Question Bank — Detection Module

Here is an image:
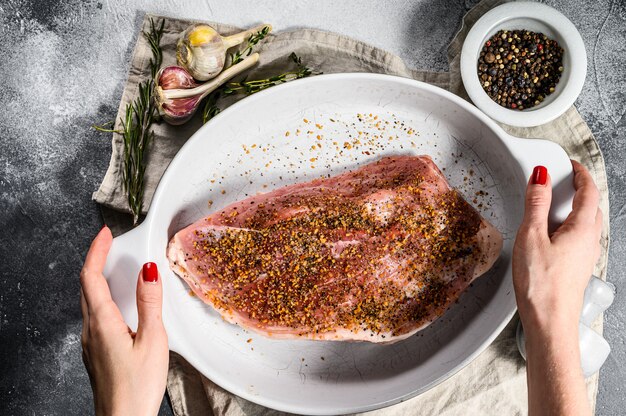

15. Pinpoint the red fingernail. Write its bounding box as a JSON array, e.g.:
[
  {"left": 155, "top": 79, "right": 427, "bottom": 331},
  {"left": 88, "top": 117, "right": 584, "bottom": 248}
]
[
  {"left": 532, "top": 166, "right": 548, "bottom": 185},
  {"left": 143, "top": 262, "right": 158, "bottom": 282},
  {"left": 101, "top": 224, "right": 107, "bottom": 230}
]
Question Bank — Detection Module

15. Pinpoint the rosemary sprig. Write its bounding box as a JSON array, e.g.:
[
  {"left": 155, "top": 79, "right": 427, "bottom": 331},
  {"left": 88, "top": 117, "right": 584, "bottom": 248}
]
[
  {"left": 229, "top": 25, "right": 271, "bottom": 66},
  {"left": 202, "top": 52, "right": 315, "bottom": 123},
  {"left": 119, "top": 18, "right": 164, "bottom": 225},
  {"left": 94, "top": 18, "right": 164, "bottom": 224},
  {"left": 119, "top": 18, "right": 163, "bottom": 225},
  {"left": 120, "top": 82, "right": 151, "bottom": 225}
]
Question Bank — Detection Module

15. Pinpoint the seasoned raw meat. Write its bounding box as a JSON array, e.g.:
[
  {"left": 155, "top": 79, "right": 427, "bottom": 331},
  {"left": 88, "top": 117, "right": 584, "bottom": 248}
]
[{"left": 167, "top": 156, "right": 502, "bottom": 343}]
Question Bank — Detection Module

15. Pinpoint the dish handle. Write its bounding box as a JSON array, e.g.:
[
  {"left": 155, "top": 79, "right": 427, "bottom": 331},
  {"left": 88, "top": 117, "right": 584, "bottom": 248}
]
[
  {"left": 504, "top": 135, "right": 614, "bottom": 375},
  {"left": 103, "top": 225, "right": 184, "bottom": 353},
  {"left": 503, "top": 134, "right": 575, "bottom": 232},
  {"left": 103, "top": 224, "right": 149, "bottom": 332}
]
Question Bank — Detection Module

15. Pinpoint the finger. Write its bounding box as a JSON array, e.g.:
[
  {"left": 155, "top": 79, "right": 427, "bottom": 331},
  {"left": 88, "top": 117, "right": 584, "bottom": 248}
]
[
  {"left": 135, "top": 262, "right": 165, "bottom": 344},
  {"left": 569, "top": 160, "right": 600, "bottom": 224},
  {"left": 520, "top": 165, "right": 552, "bottom": 235},
  {"left": 80, "top": 226, "right": 114, "bottom": 312},
  {"left": 83, "top": 225, "right": 113, "bottom": 275}
]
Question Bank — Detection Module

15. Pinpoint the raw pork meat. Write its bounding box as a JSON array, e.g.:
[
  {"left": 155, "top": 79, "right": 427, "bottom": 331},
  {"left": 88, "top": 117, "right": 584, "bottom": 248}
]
[{"left": 167, "top": 156, "right": 502, "bottom": 343}]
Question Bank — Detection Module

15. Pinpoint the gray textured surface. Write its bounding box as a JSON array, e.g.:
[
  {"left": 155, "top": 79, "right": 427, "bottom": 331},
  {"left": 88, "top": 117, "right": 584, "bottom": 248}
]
[{"left": 0, "top": 0, "right": 623, "bottom": 415}]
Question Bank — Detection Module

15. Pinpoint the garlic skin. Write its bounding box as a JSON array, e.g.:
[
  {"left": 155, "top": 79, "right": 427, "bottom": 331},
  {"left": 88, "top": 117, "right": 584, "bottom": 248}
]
[
  {"left": 177, "top": 24, "right": 226, "bottom": 82},
  {"left": 158, "top": 65, "right": 200, "bottom": 90},
  {"left": 155, "top": 53, "right": 260, "bottom": 125}
]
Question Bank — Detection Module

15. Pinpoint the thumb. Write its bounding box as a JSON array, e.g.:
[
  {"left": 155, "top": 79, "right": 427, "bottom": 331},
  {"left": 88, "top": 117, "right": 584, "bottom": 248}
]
[
  {"left": 136, "top": 262, "right": 165, "bottom": 342},
  {"left": 521, "top": 165, "right": 552, "bottom": 233}
]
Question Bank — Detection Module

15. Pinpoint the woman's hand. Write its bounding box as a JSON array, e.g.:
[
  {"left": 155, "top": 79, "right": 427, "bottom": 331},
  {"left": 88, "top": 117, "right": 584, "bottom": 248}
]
[
  {"left": 513, "top": 161, "right": 601, "bottom": 416},
  {"left": 80, "top": 226, "right": 169, "bottom": 416},
  {"left": 513, "top": 161, "right": 602, "bottom": 330}
]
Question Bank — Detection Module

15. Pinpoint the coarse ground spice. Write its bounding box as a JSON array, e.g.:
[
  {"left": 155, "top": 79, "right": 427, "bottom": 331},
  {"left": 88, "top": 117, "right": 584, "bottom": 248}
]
[
  {"left": 477, "top": 29, "right": 564, "bottom": 110},
  {"left": 181, "top": 158, "right": 488, "bottom": 337}
]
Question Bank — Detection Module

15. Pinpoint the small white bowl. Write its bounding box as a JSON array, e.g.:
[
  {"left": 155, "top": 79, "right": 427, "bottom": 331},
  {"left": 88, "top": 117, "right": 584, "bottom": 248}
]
[{"left": 460, "top": 2, "right": 587, "bottom": 127}]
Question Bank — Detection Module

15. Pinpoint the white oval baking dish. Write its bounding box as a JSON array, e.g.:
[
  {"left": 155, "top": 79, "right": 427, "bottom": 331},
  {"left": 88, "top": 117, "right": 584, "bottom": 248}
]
[{"left": 103, "top": 73, "right": 574, "bottom": 415}]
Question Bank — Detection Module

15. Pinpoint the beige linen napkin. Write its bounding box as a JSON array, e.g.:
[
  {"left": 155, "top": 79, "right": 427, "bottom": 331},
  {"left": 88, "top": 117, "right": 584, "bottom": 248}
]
[{"left": 94, "top": 0, "right": 610, "bottom": 414}]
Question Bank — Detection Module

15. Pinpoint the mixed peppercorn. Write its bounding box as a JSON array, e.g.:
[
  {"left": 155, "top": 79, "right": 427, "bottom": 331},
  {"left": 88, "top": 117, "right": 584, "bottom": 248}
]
[{"left": 477, "top": 30, "right": 564, "bottom": 110}]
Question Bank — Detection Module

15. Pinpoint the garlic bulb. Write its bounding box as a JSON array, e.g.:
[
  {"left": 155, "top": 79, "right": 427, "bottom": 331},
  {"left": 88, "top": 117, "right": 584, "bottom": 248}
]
[
  {"left": 177, "top": 23, "right": 271, "bottom": 81},
  {"left": 155, "top": 53, "right": 260, "bottom": 125},
  {"left": 154, "top": 66, "right": 202, "bottom": 125}
]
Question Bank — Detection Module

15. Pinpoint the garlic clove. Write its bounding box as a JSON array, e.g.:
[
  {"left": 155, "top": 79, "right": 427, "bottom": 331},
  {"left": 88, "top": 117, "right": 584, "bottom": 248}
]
[{"left": 177, "top": 24, "right": 226, "bottom": 82}]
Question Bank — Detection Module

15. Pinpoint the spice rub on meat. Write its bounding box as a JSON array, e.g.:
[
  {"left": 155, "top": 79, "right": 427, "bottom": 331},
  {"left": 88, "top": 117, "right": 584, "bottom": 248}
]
[{"left": 167, "top": 156, "right": 503, "bottom": 343}]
